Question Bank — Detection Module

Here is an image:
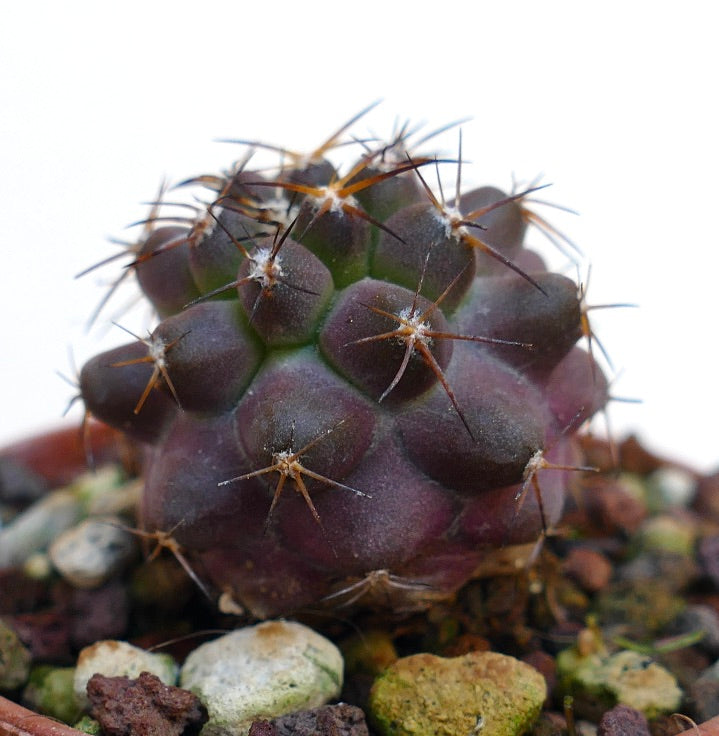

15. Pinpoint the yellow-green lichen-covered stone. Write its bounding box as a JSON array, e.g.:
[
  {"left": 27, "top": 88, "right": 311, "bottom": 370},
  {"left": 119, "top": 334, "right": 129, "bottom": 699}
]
[
  {"left": 368, "top": 651, "right": 546, "bottom": 736},
  {"left": 0, "top": 619, "right": 32, "bottom": 690}
]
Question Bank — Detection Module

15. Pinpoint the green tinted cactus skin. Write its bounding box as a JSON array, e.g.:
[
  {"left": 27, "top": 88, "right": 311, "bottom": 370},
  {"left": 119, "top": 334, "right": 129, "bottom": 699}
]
[{"left": 79, "top": 114, "right": 609, "bottom": 618}]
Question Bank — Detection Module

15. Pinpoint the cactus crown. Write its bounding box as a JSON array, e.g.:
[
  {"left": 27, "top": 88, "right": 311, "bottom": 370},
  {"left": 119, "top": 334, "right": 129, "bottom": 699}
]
[{"left": 79, "top": 107, "right": 609, "bottom": 618}]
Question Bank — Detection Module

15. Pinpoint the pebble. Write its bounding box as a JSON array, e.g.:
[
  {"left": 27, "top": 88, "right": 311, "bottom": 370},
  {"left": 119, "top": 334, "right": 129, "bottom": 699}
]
[
  {"left": 0, "top": 456, "right": 47, "bottom": 504},
  {"left": 557, "top": 647, "right": 682, "bottom": 720},
  {"left": 667, "top": 604, "right": 719, "bottom": 657},
  {"left": 646, "top": 467, "right": 696, "bottom": 509},
  {"left": 7, "top": 608, "right": 73, "bottom": 662},
  {"left": 73, "top": 639, "right": 178, "bottom": 709},
  {"left": 70, "top": 581, "right": 130, "bottom": 649},
  {"left": 693, "top": 470, "right": 719, "bottom": 520},
  {"left": 368, "top": 650, "right": 546, "bottom": 736},
  {"left": 86, "top": 671, "right": 207, "bottom": 736},
  {"left": 0, "top": 489, "right": 83, "bottom": 567},
  {"left": 248, "top": 703, "right": 369, "bottom": 736},
  {"left": 583, "top": 478, "right": 647, "bottom": 537},
  {"left": 341, "top": 629, "right": 398, "bottom": 676},
  {"left": 0, "top": 567, "right": 48, "bottom": 613},
  {"left": 0, "top": 618, "right": 32, "bottom": 689},
  {"left": 689, "top": 659, "right": 719, "bottom": 723},
  {"left": 73, "top": 715, "right": 102, "bottom": 734},
  {"left": 635, "top": 514, "right": 696, "bottom": 557},
  {"left": 562, "top": 547, "right": 613, "bottom": 592},
  {"left": 180, "top": 621, "right": 343, "bottom": 736},
  {"left": 22, "top": 665, "right": 82, "bottom": 724},
  {"left": 49, "top": 515, "right": 137, "bottom": 588},
  {"left": 698, "top": 535, "right": 719, "bottom": 587},
  {"left": 597, "top": 704, "right": 651, "bottom": 736},
  {"left": 23, "top": 552, "right": 53, "bottom": 580},
  {"left": 0, "top": 467, "right": 129, "bottom": 568},
  {"left": 596, "top": 580, "right": 687, "bottom": 637}
]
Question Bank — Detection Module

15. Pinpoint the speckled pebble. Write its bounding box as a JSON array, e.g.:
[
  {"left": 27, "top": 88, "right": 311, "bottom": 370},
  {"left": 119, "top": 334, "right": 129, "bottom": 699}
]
[
  {"left": 70, "top": 581, "right": 130, "bottom": 649},
  {"left": 49, "top": 515, "right": 137, "bottom": 588},
  {"left": 180, "top": 621, "right": 343, "bottom": 736},
  {"left": 368, "top": 650, "right": 546, "bottom": 736},
  {"left": 248, "top": 703, "right": 369, "bottom": 736},
  {"left": 74, "top": 639, "right": 178, "bottom": 709},
  {"left": 22, "top": 665, "right": 82, "bottom": 724},
  {"left": 689, "top": 659, "right": 719, "bottom": 723},
  {"left": 635, "top": 514, "right": 696, "bottom": 556},
  {"left": 597, "top": 704, "right": 650, "bottom": 736},
  {"left": 557, "top": 648, "right": 682, "bottom": 720}
]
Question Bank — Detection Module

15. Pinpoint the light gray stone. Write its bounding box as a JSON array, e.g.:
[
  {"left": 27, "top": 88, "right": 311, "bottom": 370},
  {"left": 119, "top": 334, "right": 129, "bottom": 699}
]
[
  {"left": 0, "top": 466, "right": 130, "bottom": 568},
  {"left": 0, "top": 489, "right": 83, "bottom": 567},
  {"left": 49, "top": 515, "right": 137, "bottom": 588},
  {"left": 180, "top": 620, "right": 343, "bottom": 736}
]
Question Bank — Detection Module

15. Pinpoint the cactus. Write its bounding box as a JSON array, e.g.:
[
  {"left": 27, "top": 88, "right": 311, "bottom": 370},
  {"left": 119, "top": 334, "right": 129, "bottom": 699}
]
[{"left": 79, "top": 108, "right": 608, "bottom": 618}]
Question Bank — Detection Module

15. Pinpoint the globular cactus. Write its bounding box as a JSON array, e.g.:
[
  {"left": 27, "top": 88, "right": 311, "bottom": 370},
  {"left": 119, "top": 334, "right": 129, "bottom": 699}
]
[{"left": 79, "top": 108, "right": 608, "bottom": 618}]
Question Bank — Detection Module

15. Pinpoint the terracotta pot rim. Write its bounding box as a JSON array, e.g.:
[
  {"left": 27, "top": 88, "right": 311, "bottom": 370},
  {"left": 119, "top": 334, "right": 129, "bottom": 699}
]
[{"left": 0, "top": 695, "right": 87, "bottom": 736}]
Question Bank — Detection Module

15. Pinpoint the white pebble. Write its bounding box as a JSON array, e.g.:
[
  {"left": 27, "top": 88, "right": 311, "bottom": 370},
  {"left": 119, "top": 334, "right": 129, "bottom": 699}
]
[
  {"left": 649, "top": 466, "right": 697, "bottom": 507},
  {"left": 180, "top": 620, "right": 343, "bottom": 736},
  {"left": 74, "top": 639, "right": 178, "bottom": 709},
  {"left": 49, "top": 515, "right": 137, "bottom": 588}
]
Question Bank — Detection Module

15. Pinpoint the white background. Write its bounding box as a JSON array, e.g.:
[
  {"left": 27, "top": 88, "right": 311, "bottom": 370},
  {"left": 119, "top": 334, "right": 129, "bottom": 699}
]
[{"left": 1, "top": 3, "right": 717, "bottom": 472}]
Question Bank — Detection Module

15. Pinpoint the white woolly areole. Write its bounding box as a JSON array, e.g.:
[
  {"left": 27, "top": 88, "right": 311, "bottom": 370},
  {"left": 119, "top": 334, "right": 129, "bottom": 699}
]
[
  {"left": 312, "top": 187, "right": 357, "bottom": 213},
  {"left": 147, "top": 337, "right": 168, "bottom": 367},
  {"left": 190, "top": 210, "right": 216, "bottom": 244},
  {"left": 432, "top": 205, "right": 464, "bottom": 240},
  {"left": 397, "top": 307, "right": 433, "bottom": 348},
  {"left": 249, "top": 248, "right": 283, "bottom": 287}
]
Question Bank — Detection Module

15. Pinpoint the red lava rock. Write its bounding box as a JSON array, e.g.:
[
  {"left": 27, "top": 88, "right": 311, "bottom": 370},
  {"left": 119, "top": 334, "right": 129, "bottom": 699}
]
[
  {"left": 248, "top": 723, "right": 277, "bottom": 736},
  {"left": 562, "top": 547, "right": 613, "bottom": 592},
  {"left": 582, "top": 478, "right": 648, "bottom": 537},
  {"left": 86, "top": 671, "right": 207, "bottom": 736},
  {"left": 6, "top": 609, "right": 72, "bottom": 664},
  {"left": 530, "top": 711, "right": 567, "bottom": 736},
  {"left": 70, "top": 580, "right": 130, "bottom": 649},
  {"left": 619, "top": 435, "right": 673, "bottom": 476},
  {"left": 698, "top": 536, "right": 719, "bottom": 588},
  {"left": 440, "top": 633, "right": 491, "bottom": 657},
  {"left": 597, "top": 704, "right": 651, "bottom": 736},
  {"left": 522, "top": 650, "right": 557, "bottom": 703},
  {"left": 695, "top": 472, "right": 719, "bottom": 522},
  {"left": 248, "top": 704, "right": 369, "bottom": 736},
  {"left": 0, "top": 569, "right": 49, "bottom": 614}
]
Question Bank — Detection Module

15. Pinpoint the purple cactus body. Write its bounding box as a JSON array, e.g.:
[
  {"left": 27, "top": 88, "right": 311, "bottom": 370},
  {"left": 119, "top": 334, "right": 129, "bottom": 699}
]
[{"left": 79, "top": 116, "right": 608, "bottom": 618}]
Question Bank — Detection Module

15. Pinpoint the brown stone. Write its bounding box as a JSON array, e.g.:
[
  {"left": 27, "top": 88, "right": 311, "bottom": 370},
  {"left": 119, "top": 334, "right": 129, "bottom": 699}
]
[
  {"left": 249, "top": 704, "right": 369, "bottom": 736},
  {"left": 598, "top": 705, "right": 650, "bottom": 736},
  {"left": 87, "top": 671, "right": 207, "bottom": 736}
]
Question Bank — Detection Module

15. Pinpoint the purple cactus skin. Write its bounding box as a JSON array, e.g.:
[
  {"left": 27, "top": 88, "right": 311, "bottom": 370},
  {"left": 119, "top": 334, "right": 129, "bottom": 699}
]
[{"left": 79, "top": 113, "right": 608, "bottom": 618}]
